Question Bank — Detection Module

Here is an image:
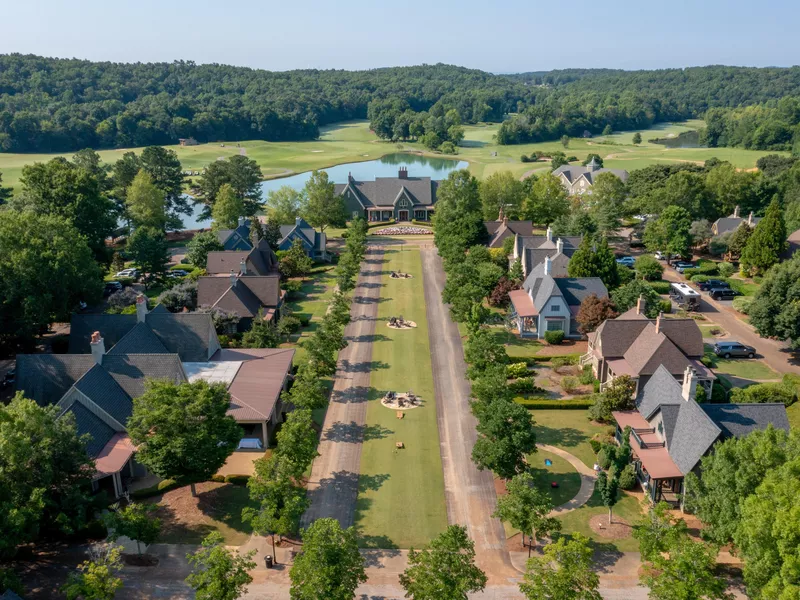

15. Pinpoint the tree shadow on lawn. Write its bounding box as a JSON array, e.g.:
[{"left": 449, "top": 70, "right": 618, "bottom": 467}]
[
  {"left": 353, "top": 295, "right": 390, "bottom": 305},
  {"left": 534, "top": 426, "right": 587, "bottom": 449},
  {"left": 330, "top": 384, "right": 375, "bottom": 405},
  {"left": 359, "top": 282, "right": 386, "bottom": 289},
  {"left": 340, "top": 359, "right": 390, "bottom": 373},
  {"left": 348, "top": 333, "right": 392, "bottom": 343},
  {"left": 323, "top": 421, "right": 394, "bottom": 443}
]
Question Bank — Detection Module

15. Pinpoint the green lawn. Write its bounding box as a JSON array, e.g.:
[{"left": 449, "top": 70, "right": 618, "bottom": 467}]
[
  {"left": 527, "top": 449, "right": 582, "bottom": 507},
  {"left": 556, "top": 489, "right": 644, "bottom": 552},
  {"left": 531, "top": 409, "right": 612, "bottom": 470},
  {"left": 281, "top": 265, "right": 338, "bottom": 366},
  {"left": 487, "top": 327, "right": 544, "bottom": 360},
  {"left": 713, "top": 357, "right": 780, "bottom": 381},
  {"left": 355, "top": 247, "right": 447, "bottom": 548},
  {"left": 698, "top": 324, "right": 726, "bottom": 338}
]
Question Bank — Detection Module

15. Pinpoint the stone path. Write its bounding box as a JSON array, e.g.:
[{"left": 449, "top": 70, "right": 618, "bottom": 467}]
[
  {"left": 537, "top": 443, "right": 597, "bottom": 515},
  {"left": 420, "top": 248, "right": 518, "bottom": 584},
  {"left": 301, "top": 246, "right": 384, "bottom": 528}
]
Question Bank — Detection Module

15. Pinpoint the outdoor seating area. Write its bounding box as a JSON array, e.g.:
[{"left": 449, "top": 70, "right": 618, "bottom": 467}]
[
  {"left": 390, "top": 271, "right": 413, "bottom": 279},
  {"left": 387, "top": 315, "right": 417, "bottom": 329},
  {"left": 381, "top": 390, "right": 422, "bottom": 410}
]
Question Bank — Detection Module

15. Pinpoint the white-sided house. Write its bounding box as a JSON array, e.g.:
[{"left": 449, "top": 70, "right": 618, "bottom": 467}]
[
  {"left": 510, "top": 227, "right": 582, "bottom": 279},
  {"left": 552, "top": 158, "right": 629, "bottom": 195},
  {"left": 508, "top": 255, "right": 608, "bottom": 339}
]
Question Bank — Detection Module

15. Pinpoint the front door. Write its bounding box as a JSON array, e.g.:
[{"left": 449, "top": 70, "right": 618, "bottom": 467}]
[{"left": 398, "top": 210, "right": 409, "bottom": 221}]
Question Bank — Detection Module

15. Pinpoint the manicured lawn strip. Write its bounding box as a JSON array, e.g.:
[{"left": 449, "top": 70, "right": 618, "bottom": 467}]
[
  {"left": 531, "top": 409, "right": 612, "bottom": 470},
  {"left": 487, "top": 327, "right": 544, "bottom": 359},
  {"left": 355, "top": 247, "right": 447, "bottom": 548},
  {"left": 698, "top": 324, "right": 725, "bottom": 338},
  {"left": 713, "top": 358, "right": 780, "bottom": 381},
  {"left": 555, "top": 489, "right": 643, "bottom": 552}
]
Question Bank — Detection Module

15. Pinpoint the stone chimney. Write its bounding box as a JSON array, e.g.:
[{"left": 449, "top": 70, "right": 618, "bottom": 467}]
[
  {"left": 544, "top": 254, "right": 552, "bottom": 276},
  {"left": 295, "top": 216, "right": 302, "bottom": 226},
  {"left": 238, "top": 216, "right": 246, "bottom": 228},
  {"left": 682, "top": 366, "right": 698, "bottom": 402},
  {"left": 556, "top": 238, "right": 564, "bottom": 255},
  {"left": 135, "top": 294, "right": 148, "bottom": 323},
  {"left": 240, "top": 258, "right": 247, "bottom": 276},
  {"left": 733, "top": 205, "right": 740, "bottom": 219},
  {"left": 230, "top": 270, "right": 237, "bottom": 287},
  {"left": 546, "top": 226, "right": 553, "bottom": 243},
  {"left": 398, "top": 167, "right": 408, "bottom": 179},
  {"left": 655, "top": 312, "right": 663, "bottom": 333},
  {"left": 636, "top": 295, "right": 646, "bottom": 315},
  {"left": 90, "top": 331, "right": 105, "bottom": 365},
  {"left": 748, "top": 212, "right": 754, "bottom": 226}
]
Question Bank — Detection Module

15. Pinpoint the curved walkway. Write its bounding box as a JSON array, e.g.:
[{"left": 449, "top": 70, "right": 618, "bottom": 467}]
[{"left": 537, "top": 443, "right": 597, "bottom": 515}]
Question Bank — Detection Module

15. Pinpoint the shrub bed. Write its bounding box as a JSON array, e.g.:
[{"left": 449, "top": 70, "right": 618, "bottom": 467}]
[
  {"left": 544, "top": 329, "right": 565, "bottom": 345},
  {"left": 509, "top": 377, "right": 546, "bottom": 394},
  {"left": 224, "top": 474, "right": 251, "bottom": 485},
  {"left": 513, "top": 397, "right": 595, "bottom": 409},
  {"left": 131, "top": 479, "right": 181, "bottom": 499}
]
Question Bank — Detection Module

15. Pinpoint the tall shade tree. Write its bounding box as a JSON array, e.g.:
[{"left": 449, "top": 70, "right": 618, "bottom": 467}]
[
  {"left": 472, "top": 399, "right": 537, "bottom": 480},
  {"left": 589, "top": 172, "right": 626, "bottom": 235},
  {"left": 126, "top": 170, "right": 166, "bottom": 230},
  {"left": 273, "top": 408, "right": 319, "bottom": 478},
  {"left": 62, "top": 544, "right": 123, "bottom": 600},
  {"left": 17, "top": 157, "right": 116, "bottom": 261},
  {"left": 186, "top": 230, "right": 224, "bottom": 269},
  {"left": 0, "top": 211, "right": 102, "bottom": 349},
  {"left": 289, "top": 518, "right": 367, "bottom": 600},
  {"left": 480, "top": 170, "right": 525, "bottom": 220},
  {"left": 399, "top": 525, "right": 487, "bottom": 600},
  {"left": 433, "top": 169, "right": 487, "bottom": 260},
  {"left": 522, "top": 173, "right": 570, "bottom": 226},
  {"left": 566, "top": 236, "right": 598, "bottom": 278},
  {"left": 127, "top": 380, "right": 242, "bottom": 497},
  {"left": 211, "top": 183, "right": 246, "bottom": 229},
  {"left": 519, "top": 534, "right": 602, "bottom": 600},
  {"left": 0, "top": 171, "right": 12, "bottom": 204},
  {"left": 642, "top": 535, "right": 732, "bottom": 600},
  {"left": 72, "top": 149, "right": 112, "bottom": 192},
  {"left": 198, "top": 155, "right": 263, "bottom": 217},
  {"left": 493, "top": 472, "right": 561, "bottom": 557},
  {"left": 126, "top": 226, "right": 170, "bottom": 289},
  {"left": 103, "top": 503, "right": 161, "bottom": 556},
  {"left": 748, "top": 254, "right": 800, "bottom": 348},
  {"left": 576, "top": 294, "right": 619, "bottom": 333},
  {"left": 633, "top": 501, "right": 690, "bottom": 563},
  {"left": 740, "top": 198, "right": 787, "bottom": 275},
  {"left": 300, "top": 170, "right": 345, "bottom": 234},
  {"left": 610, "top": 280, "right": 662, "bottom": 318},
  {"left": 643, "top": 205, "right": 693, "bottom": 258},
  {"left": 186, "top": 532, "right": 256, "bottom": 600},
  {"left": 267, "top": 186, "right": 303, "bottom": 224},
  {"left": 0, "top": 395, "right": 96, "bottom": 558},
  {"left": 140, "top": 146, "right": 190, "bottom": 219},
  {"left": 705, "top": 162, "right": 759, "bottom": 218}
]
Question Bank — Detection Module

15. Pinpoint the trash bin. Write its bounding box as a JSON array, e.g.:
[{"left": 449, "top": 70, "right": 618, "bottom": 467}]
[{"left": 265, "top": 555, "right": 273, "bottom": 569}]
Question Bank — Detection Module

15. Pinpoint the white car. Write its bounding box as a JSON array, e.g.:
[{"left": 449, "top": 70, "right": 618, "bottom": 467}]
[{"left": 114, "top": 268, "right": 139, "bottom": 278}]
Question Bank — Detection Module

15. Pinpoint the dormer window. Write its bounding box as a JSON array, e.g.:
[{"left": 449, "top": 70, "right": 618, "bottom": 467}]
[{"left": 551, "top": 305, "right": 560, "bottom": 312}]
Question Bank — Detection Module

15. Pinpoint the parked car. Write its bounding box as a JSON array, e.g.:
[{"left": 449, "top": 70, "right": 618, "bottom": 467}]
[
  {"left": 616, "top": 256, "right": 636, "bottom": 267},
  {"left": 710, "top": 287, "right": 739, "bottom": 301},
  {"left": 115, "top": 268, "right": 139, "bottom": 278},
  {"left": 674, "top": 262, "right": 695, "bottom": 273},
  {"left": 103, "top": 281, "right": 123, "bottom": 296},
  {"left": 697, "top": 279, "right": 731, "bottom": 292},
  {"left": 714, "top": 341, "right": 756, "bottom": 359},
  {"left": 0, "top": 369, "right": 15, "bottom": 390},
  {"left": 654, "top": 251, "right": 673, "bottom": 261},
  {"left": 168, "top": 269, "right": 189, "bottom": 278}
]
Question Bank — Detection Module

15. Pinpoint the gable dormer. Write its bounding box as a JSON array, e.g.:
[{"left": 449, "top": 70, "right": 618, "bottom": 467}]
[{"left": 393, "top": 186, "right": 415, "bottom": 209}]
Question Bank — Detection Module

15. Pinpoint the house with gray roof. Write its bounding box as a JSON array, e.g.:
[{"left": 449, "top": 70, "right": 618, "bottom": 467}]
[
  {"left": 508, "top": 254, "right": 608, "bottom": 339},
  {"left": 277, "top": 216, "right": 327, "bottom": 260},
  {"left": 16, "top": 296, "right": 294, "bottom": 498},
  {"left": 582, "top": 297, "right": 714, "bottom": 396},
  {"left": 206, "top": 238, "right": 279, "bottom": 277},
  {"left": 711, "top": 205, "right": 761, "bottom": 237},
  {"left": 552, "top": 158, "right": 629, "bottom": 195},
  {"left": 216, "top": 217, "right": 255, "bottom": 251},
  {"left": 612, "top": 364, "right": 788, "bottom": 506},
  {"left": 334, "top": 167, "right": 439, "bottom": 223},
  {"left": 511, "top": 227, "right": 583, "bottom": 278},
  {"left": 484, "top": 217, "right": 535, "bottom": 249}
]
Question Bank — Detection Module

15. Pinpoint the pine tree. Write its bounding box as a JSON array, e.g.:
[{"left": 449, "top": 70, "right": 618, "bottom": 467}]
[
  {"left": 566, "top": 236, "right": 597, "bottom": 278},
  {"left": 594, "top": 237, "right": 621, "bottom": 289},
  {"left": 740, "top": 198, "right": 787, "bottom": 275}
]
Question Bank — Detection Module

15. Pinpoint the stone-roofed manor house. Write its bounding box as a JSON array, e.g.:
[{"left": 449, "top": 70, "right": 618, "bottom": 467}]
[
  {"left": 16, "top": 296, "right": 294, "bottom": 499},
  {"left": 334, "top": 167, "right": 439, "bottom": 222},
  {"left": 711, "top": 205, "right": 762, "bottom": 237},
  {"left": 581, "top": 297, "right": 715, "bottom": 396},
  {"left": 612, "top": 364, "right": 789, "bottom": 506},
  {"left": 552, "top": 157, "right": 629, "bottom": 195},
  {"left": 511, "top": 227, "right": 583, "bottom": 279},
  {"left": 200, "top": 238, "right": 283, "bottom": 331},
  {"left": 508, "top": 253, "right": 608, "bottom": 339},
  {"left": 484, "top": 215, "right": 535, "bottom": 249}
]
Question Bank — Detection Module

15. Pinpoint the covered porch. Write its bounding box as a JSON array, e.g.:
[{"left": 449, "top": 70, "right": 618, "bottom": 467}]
[
  {"left": 91, "top": 433, "right": 137, "bottom": 499},
  {"left": 508, "top": 289, "right": 538, "bottom": 338},
  {"left": 367, "top": 207, "right": 395, "bottom": 222}
]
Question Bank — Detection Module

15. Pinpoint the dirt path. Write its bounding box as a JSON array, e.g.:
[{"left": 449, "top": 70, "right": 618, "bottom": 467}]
[
  {"left": 420, "top": 248, "right": 518, "bottom": 584},
  {"left": 301, "top": 246, "right": 384, "bottom": 528}
]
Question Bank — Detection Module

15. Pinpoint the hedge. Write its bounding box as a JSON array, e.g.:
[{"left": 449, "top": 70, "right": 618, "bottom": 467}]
[
  {"left": 532, "top": 354, "right": 582, "bottom": 364},
  {"left": 367, "top": 219, "right": 396, "bottom": 229},
  {"left": 647, "top": 280, "right": 671, "bottom": 294},
  {"left": 411, "top": 219, "right": 434, "bottom": 228},
  {"left": 514, "top": 397, "right": 595, "bottom": 409},
  {"left": 224, "top": 474, "right": 251, "bottom": 485},
  {"left": 131, "top": 479, "right": 181, "bottom": 499}
]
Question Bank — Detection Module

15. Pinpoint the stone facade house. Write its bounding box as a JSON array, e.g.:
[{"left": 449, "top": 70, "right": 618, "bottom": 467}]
[
  {"left": 552, "top": 158, "right": 629, "bottom": 195},
  {"left": 334, "top": 167, "right": 439, "bottom": 222},
  {"left": 711, "top": 205, "right": 761, "bottom": 237},
  {"left": 612, "top": 364, "right": 788, "bottom": 506}
]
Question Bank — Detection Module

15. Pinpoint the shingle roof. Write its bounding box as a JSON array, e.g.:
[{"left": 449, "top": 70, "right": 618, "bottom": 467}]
[
  {"left": 623, "top": 324, "right": 692, "bottom": 377},
  {"left": 63, "top": 401, "right": 117, "bottom": 457},
  {"left": 212, "top": 283, "right": 263, "bottom": 318},
  {"left": 593, "top": 315, "right": 703, "bottom": 364},
  {"left": 103, "top": 354, "right": 186, "bottom": 399},
  {"left": 636, "top": 364, "right": 684, "bottom": 419},
  {"left": 206, "top": 242, "right": 279, "bottom": 276},
  {"left": 335, "top": 176, "right": 439, "bottom": 207},
  {"left": 554, "top": 277, "right": 608, "bottom": 306},
  {"left": 146, "top": 313, "right": 216, "bottom": 361},
  {"left": 73, "top": 364, "right": 133, "bottom": 426},
  {"left": 216, "top": 221, "right": 254, "bottom": 251},
  {"left": 552, "top": 165, "right": 629, "bottom": 184},
  {"left": 69, "top": 314, "right": 137, "bottom": 354},
  {"left": 485, "top": 221, "right": 535, "bottom": 248},
  {"left": 15, "top": 354, "right": 95, "bottom": 406},
  {"left": 108, "top": 322, "right": 170, "bottom": 355},
  {"left": 668, "top": 398, "right": 721, "bottom": 475},
  {"left": 198, "top": 275, "right": 281, "bottom": 318},
  {"left": 700, "top": 403, "right": 790, "bottom": 438},
  {"left": 657, "top": 319, "right": 704, "bottom": 357}
]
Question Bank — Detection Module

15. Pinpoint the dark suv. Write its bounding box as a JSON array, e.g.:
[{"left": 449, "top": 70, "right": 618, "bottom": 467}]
[
  {"left": 698, "top": 279, "right": 730, "bottom": 292},
  {"left": 714, "top": 341, "right": 756, "bottom": 359},
  {"left": 710, "top": 288, "right": 738, "bottom": 301}
]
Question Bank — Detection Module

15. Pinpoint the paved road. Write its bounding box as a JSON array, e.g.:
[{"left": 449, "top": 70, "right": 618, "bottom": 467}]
[
  {"left": 662, "top": 267, "right": 799, "bottom": 374},
  {"left": 302, "top": 246, "right": 384, "bottom": 528},
  {"left": 420, "top": 248, "right": 518, "bottom": 584}
]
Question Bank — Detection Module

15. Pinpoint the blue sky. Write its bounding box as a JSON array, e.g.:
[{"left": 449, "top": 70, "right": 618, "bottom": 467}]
[{"left": 2, "top": 0, "right": 798, "bottom": 72}]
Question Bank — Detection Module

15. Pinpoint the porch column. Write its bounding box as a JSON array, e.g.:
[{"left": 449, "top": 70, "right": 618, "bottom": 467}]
[
  {"left": 113, "top": 471, "right": 122, "bottom": 498},
  {"left": 262, "top": 421, "right": 269, "bottom": 449}
]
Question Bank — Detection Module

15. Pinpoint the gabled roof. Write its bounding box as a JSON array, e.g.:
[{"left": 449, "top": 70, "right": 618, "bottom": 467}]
[
  {"left": 206, "top": 241, "right": 279, "bottom": 276},
  {"left": 526, "top": 248, "right": 573, "bottom": 276},
  {"left": 279, "top": 217, "right": 322, "bottom": 252},
  {"left": 73, "top": 364, "right": 132, "bottom": 426},
  {"left": 636, "top": 364, "right": 684, "bottom": 419},
  {"left": 700, "top": 403, "right": 790, "bottom": 438},
  {"left": 15, "top": 354, "right": 95, "bottom": 406},
  {"left": 102, "top": 354, "right": 185, "bottom": 400},
  {"left": 553, "top": 277, "right": 608, "bottom": 307},
  {"left": 622, "top": 324, "right": 693, "bottom": 377},
  {"left": 197, "top": 275, "right": 281, "bottom": 317},
  {"left": 484, "top": 221, "right": 535, "bottom": 248},
  {"left": 216, "top": 220, "right": 254, "bottom": 251},
  {"left": 63, "top": 401, "right": 117, "bottom": 457},
  {"left": 657, "top": 319, "right": 704, "bottom": 357},
  {"left": 552, "top": 164, "right": 629, "bottom": 184},
  {"left": 108, "top": 322, "right": 169, "bottom": 355},
  {"left": 335, "top": 174, "right": 439, "bottom": 207}
]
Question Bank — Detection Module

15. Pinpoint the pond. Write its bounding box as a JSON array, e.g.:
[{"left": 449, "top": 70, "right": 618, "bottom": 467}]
[
  {"left": 650, "top": 129, "right": 705, "bottom": 149},
  {"left": 181, "top": 152, "right": 468, "bottom": 230}
]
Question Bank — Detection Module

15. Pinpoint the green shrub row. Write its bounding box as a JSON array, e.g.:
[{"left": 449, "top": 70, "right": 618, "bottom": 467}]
[
  {"left": 647, "top": 280, "right": 671, "bottom": 294},
  {"left": 513, "top": 397, "right": 595, "bottom": 409},
  {"left": 732, "top": 296, "right": 753, "bottom": 314},
  {"left": 366, "top": 219, "right": 396, "bottom": 229},
  {"left": 530, "top": 353, "right": 582, "bottom": 365},
  {"left": 130, "top": 479, "right": 181, "bottom": 499}
]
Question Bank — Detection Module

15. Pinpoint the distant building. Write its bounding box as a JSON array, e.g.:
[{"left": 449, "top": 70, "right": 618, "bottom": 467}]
[
  {"left": 552, "top": 157, "right": 628, "bottom": 195},
  {"left": 712, "top": 205, "right": 762, "bottom": 237},
  {"left": 178, "top": 137, "right": 199, "bottom": 146},
  {"left": 484, "top": 215, "right": 535, "bottom": 249},
  {"left": 334, "top": 168, "right": 440, "bottom": 222},
  {"left": 278, "top": 217, "right": 328, "bottom": 260}
]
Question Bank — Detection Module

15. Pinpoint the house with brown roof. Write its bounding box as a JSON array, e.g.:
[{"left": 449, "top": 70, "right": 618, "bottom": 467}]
[
  {"left": 612, "top": 364, "right": 788, "bottom": 506},
  {"left": 581, "top": 297, "right": 714, "bottom": 396},
  {"left": 711, "top": 205, "right": 761, "bottom": 237},
  {"left": 552, "top": 158, "right": 629, "bottom": 195},
  {"left": 15, "top": 296, "right": 294, "bottom": 498},
  {"left": 484, "top": 216, "right": 535, "bottom": 249},
  {"left": 334, "top": 167, "right": 439, "bottom": 222}
]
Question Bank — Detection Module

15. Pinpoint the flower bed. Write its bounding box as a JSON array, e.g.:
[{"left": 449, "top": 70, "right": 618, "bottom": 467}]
[{"left": 373, "top": 226, "right": 432, "bottom": 235}]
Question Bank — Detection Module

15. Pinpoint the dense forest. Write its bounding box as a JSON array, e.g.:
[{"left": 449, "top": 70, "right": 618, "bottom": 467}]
[
  {"left": 3, "top": 55, "right": 800, "bottom": 153},
  {"left": 703, "top": 97, "right": 800, "bottom": 152}
]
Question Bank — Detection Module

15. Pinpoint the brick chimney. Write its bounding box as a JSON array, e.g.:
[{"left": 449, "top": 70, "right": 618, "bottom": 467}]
[
  {"left": 733, "top": 205, "right": 740, "bottom": 219},
  {"left": 748, "top": 212, "right": 754, "bottom": 226},
  {"left": 682, "top": 366, "right": 698, "bottom": 402},
  {"left": 90, "top": 331, "right": 105, "bottom": 365},
  {"left": 544, "top": 254, "right": 552, "bottom": 276},
  {"left": 230, "top": 270, "right": 237, "bottom": 288},
  {"left": 136, "top": 294, "right": 148, "bottom": 323},
  {"left": 238, "top": 216, "right": 246, "bottom": 228},
  {"left": 240, "top": 258, "right": 247, "bottom": 276},
  {"left": 398, "top": 167, "right": 408, "bottom": 179},
  {"left": 636, "top": 295, "right": 646, "bottom": 315},
  {"left": 556, "top": 238, "right": 564, "bottom": 255},
  {"left": 546, "top": 226, "right": 553, "bottom": 243}
]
